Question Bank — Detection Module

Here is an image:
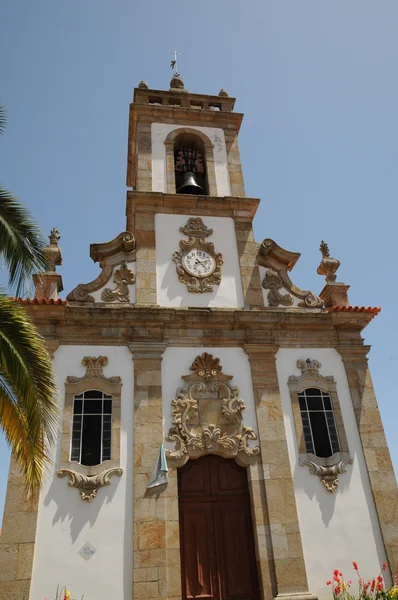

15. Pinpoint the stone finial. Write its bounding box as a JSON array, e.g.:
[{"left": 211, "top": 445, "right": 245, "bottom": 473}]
[
  {"left": 317, "top": 241, "right": 340, "bottom": 283},
  {"left": 43, "top": 227, "right": 63, "bottom": 273},
  {"left": 317, "top": 241, "right": 349, "bottom": 307},
  {"left": 218, "top": 89, "right": 229, "bottom": 97},
  {"left": 138, "top": 80, "right": 149, "bottom": 89},
  {"left": 169, "top": 74, "right": 186, "bottom": 92},
  {"left": 33, "top": 227, "right": 63, "bottom": 300}
]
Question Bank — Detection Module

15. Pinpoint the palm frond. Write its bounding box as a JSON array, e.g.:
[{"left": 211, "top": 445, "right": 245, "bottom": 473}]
[
  {"left": 0, "top": 188, "right": 47, "bottom": 297},
  {"left": 0, "top": 102, "right": 6, "bottom": 134},
  {"left": 0, "top": 294, "right": 60, "bottom": 497}
]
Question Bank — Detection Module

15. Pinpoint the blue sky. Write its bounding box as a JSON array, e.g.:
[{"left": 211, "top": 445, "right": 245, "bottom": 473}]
[{"left": 1, "top": 0, "right": 398, "bottom": 521}]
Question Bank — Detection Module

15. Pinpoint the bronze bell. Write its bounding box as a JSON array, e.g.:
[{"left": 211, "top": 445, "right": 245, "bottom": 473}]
[{"left": 178, "top": 171, "right": 203, "bottom": 195}]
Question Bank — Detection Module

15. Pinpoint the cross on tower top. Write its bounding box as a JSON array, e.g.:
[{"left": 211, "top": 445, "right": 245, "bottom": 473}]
[{"left": 170, "top": 50, "right": 180, "bottom": 76}]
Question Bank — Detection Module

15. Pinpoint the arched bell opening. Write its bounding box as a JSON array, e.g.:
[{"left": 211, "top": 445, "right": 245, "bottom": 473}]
[{"left": 173, "top": 133, "right": 209, "bottom": 195}]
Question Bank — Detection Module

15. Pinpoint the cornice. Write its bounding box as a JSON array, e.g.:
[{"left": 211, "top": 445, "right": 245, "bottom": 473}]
[
  {"left": 20, "top": 304, "right": 372, "bottom": 348},
  {"left": 126, "top": 191, "right": 259, "bottom": 221}
]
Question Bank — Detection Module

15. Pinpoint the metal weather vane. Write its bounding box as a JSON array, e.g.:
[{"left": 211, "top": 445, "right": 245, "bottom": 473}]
[{"left": 170, "top": 50, "right": 180, "bottom": 77}]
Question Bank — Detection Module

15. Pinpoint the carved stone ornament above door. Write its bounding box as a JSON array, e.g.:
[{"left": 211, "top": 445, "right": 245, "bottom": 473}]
[
  {"left": 172, "top": 217, "right": 223, "bottom": 293},
  {"left": 166, "top": 352, "right": 260, "bottom": 467}
]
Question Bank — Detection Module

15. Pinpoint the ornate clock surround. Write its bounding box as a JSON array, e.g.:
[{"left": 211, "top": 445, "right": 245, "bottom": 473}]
[{"left": 173, "top": 217, "right": 223, "bottom": 293}]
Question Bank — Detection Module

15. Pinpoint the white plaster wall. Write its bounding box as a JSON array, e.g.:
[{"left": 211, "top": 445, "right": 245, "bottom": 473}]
[
  {"left": 151, "top": 122, "right": 231, "bottom": 196},
  {"left": 90, "top": 259, "right": 136, "bottom": 303},
  {"left": 29, "top": 346, "right": 134, "bottom": 600},
  {"left": 162, "top": 347, "right": 258, "bottom": 453},
  {"left": 276, "top": 348, "right": 389, "bottom": 599},
  {"left": 259, "top": 266, "right": 302, "bottom": 308},
  {"left": 156, "top": 213, "right": 244, "bottom": 308}
]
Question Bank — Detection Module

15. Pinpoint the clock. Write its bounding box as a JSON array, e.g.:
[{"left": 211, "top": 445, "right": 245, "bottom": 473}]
[
  {"left": 182, "top": 250, "right": 216, "bottom": 278},
  {"left": 173, "top": 217, "right": 223, "bottom": 293}
]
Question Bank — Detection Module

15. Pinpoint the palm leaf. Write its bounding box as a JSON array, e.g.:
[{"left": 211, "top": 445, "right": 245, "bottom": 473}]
[
  {"left": 0, "top": 188, "right": 47, "bottom": 297},
  {"left": 0, "top": 294, "right": 60, "bottom": 497},
  {"left": 0, "top": 102, "right": 6, "bottom": 134}
]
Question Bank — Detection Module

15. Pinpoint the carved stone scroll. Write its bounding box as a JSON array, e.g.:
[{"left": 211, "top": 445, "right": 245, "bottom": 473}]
[
  {"left": 57, "top": 467, "right": 123, "bottom": 502},
  {"left": 166, "top": 352, "right": 260, "bottom": 466},
  {"left": 67, "top": 231, "right": 136, "bottom": 303},
  {"left": 288, "top": 358, "right": 335, "bottom": 384},
  {"left": 101, "top": 261, "right": 135, "bottom": 302},
  {"left": 258, "top": 238, "right": 323, "bottom": 308},
  {"left": 66, "top": 356, "right": 122, "bottom": 384}
]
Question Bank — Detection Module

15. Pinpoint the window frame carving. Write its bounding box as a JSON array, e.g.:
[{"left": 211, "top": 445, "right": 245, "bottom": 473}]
[
  {"left": 58, "top": 356, "right": 122, "bottom": 478},
  {"left": 164, "top": 128, "right": 218, "bottom": 196},
  {"left": 288, "top": 358, "right": 352, "bottom": 492}
]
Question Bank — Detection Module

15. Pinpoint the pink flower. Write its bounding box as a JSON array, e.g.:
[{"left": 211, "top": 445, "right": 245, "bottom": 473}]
[
  {"left": 371, "top": 579, "right": 376, "bottom": 591},
  {"left": 326, "top": 581, "right": 332, "bottom": 586},
  {"left": 377, "top": 575, "right": 383, "bottom": 583},
  {"left": 377, "top": 583, "right": 383, "bottom": 592},
  {"left": 334, "top": 569, "right": 340, "bottom": 577},
  {"left": 347, "top": 580, "right": 352, "bottom": 586},
  {"left": 383, "top": 563, "right": 387, "bottom": 572},
  {"left": 358, "top": 580, "right": 363, "bottom": 586},
  {"left": 353, "top": 562, "right": 359, "bottom": 571},
  {"left": 335, "top": 586, "right": 342, "bottom": 596}
]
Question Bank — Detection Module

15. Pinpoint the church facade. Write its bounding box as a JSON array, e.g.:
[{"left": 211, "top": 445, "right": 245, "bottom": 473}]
[{"left": 1, "top": 75, "right": 397, "bottom": 600}]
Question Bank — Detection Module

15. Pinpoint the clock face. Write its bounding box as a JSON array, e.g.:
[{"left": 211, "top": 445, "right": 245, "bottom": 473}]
[{"left": 182, "top": 249, "right": 216, "bottom": 278}]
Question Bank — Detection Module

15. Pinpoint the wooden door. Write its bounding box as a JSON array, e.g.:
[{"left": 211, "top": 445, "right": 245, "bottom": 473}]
[{"left": 178, "top": 455, "right": 260, "bottom": 600}]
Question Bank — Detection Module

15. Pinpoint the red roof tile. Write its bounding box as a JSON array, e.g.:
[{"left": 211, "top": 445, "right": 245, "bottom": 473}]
[
  {"left": 12, "top": 298, "right": 68, "bottom": 306},
  {"left": 327, "top": 305, "right": 381, "bottom": 315}
]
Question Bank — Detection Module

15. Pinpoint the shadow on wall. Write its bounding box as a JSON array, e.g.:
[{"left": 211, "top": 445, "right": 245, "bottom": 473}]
[
  {"left": 294, "top": 459, "right": 343, "bottom": 527},
  {"left": 44, "top": 472, "right": 121, "bottom": 543}
]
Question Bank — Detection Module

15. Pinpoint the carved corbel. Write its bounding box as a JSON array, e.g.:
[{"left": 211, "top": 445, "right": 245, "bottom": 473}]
[
  {"left": 258, "top": 238, "right": 323, "bottom": 308},
  {"left": 300, "top": 458, "right": 353, "bottom": 493},
  {"left": 57, "top": 467, "right": 123, "bottom": 502}
]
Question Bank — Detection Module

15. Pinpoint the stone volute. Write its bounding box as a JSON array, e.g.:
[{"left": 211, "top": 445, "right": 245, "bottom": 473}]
[{"left": 33, "top": 227, "right": 64, "bottom": 301}]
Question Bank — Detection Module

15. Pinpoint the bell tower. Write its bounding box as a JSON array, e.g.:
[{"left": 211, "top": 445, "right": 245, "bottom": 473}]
[{"left": 125, "top": 75, "right": 263, "bottom": 309}]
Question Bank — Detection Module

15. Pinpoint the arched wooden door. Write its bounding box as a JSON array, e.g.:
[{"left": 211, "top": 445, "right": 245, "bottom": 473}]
[{"left": 178, "top": 455, "right": 260, "bottom": 600}]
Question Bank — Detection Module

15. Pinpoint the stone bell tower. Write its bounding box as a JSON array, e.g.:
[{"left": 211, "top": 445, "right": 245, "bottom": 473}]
[{"left": 0, "top": 74, "right": 397, "bottom": 600}]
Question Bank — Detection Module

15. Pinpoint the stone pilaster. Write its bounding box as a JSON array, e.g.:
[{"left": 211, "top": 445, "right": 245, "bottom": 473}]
[
  {"left": 0, "top": 457, "right": 38, "bottom": 600},
  {"left": 235, "top": 221, "right": 264, "bottom": 308},
  {"left": 225, "top": 127, "right": 246, "bottom": 197},
  {"left": 338, "top": 345, "right": 398, "bottom": 575},
  {"left": 134, "top": 211, "right": 157, "bottom": 306},
  {"left": 135, "top": 121, "right": 152, "bottom": 192},
  {"left": 129, "top": 343, "right": 181, "bottom": 600},
  {"left": 244, "top": 344, "right": 317, "bottom": 600}
]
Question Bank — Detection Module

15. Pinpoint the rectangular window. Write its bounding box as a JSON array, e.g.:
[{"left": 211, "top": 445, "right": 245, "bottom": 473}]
[
  {"left": 298, "top": 388, "right": 340, "bottom": 458},
  {"left": 71, "top": 391, "right": 112, "bottom": 466}
]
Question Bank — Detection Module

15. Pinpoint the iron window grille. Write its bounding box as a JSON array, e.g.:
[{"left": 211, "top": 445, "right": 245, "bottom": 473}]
[
  {"left": 298, "top": 387, "right": 340, "bottom": 458},
  {"left": 71, "top": 390, "right": 112, "bottom": 466}
]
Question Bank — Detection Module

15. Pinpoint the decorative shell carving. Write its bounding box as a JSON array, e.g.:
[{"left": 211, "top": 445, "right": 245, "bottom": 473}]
[
  {"left": 57, "top": 467, "right": 123, "bottom": 502},
  {"left": 173, "top": 218, "right": 223, "bottom": 293},
  {"left": 301, "top": 459, "right": 352, "bottom": 493},
  {"left": 166, "top": 353, "right": 260, "bottom": 466},
  {"left": 101, "top": 261, "right": 135, "bottom": 303},
  {"left": 66, "top": 356, "right": 121, "bottom": 384}
]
